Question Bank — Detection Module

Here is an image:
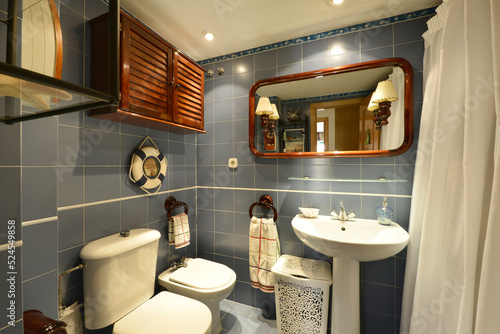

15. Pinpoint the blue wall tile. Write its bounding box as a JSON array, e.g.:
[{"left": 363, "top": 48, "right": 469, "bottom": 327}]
[
  {"left": 303, "top": 57, "right": 330, "bottom": 72},
  {"left": 0, "top": 124, "right": 20, "bottom": 166},
  {"left": 214, "top": 143, "right": 233, "bottom": 165},
  {"left": 360, "top": 25, "right": 393, "bottom": 50},
  {"left": 23, "top": 271, "right": 59, "bottom": 320},
  {"left": 278, "top": 45, "right": 302, "bottom": 66},
  {"left": 84, "top": 202, "right": 120, "bottom": 242},
  {"left": 22, "top": 167, "right": 57, "bottom": 221},
  {"left": 84, "top": 166, "right": 120, "bottom": 202},
  {"left": 58, "top": 208, "right": 84, "bottom": 250},
  {"left": 60, "top": 4, "right": 85, "bottom": 52},
  {"left": 214, "top": 76, "right": 234, "bottom": 100},
  {"left": 394, "top": 17, "right": 427, "bottom": 44},
  {"left": 22, "top": 117, "right": 57, "bottom": 166},
  {"left": 58, "top": 245, "right": 83, "bottom": 293},
  {"left": 234, "top": 55, "right": 254, "bottom": 74},
  {"left": 83, "top": 130, "right": 120, "bottom": 165},
  {"left": 121, "top": 197, "right": 148, "bottom": 230},
  {"left": 214, "top": 99, "right": 234, "bottom": 122},
  {"left": 23, "top": 220, "right": 58, "bottom": 280},
  {"left": 330, "top": 32, "right": 360, "bottom": 55},
  {"left": 255, "top": 50, "right": 277, "bottom": 70},
  {"left": 303, "top": 39, "right": 330, "bottom": 62}
]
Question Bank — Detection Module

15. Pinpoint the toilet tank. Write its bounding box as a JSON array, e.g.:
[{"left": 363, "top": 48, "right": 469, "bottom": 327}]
[{"left": 80, "top": 228, "right": 161, "bottom": 330}]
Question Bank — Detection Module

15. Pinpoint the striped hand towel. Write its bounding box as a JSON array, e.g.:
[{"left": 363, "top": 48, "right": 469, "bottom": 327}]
[
  {"left": 249, "top": 216, "right": 281, "bottom": 293},
  {"left": 169, "top": 213, "right": 190, "bottom": 249}
]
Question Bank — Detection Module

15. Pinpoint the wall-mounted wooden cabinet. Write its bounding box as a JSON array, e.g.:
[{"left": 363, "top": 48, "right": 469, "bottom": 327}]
[{"left": 89, "top": 11, "right": 205, "bottom": 132}]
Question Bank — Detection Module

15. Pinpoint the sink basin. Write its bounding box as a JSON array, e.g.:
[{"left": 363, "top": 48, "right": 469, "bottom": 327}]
[
  {"left": 292, "top": 214, "right": 409, "bottom": 261},
  {"left": 292, "top": 214, "right": 409, "bottom": 333}
]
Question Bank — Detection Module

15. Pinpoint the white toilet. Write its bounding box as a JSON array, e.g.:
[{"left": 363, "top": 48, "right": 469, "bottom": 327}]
[
  {"left": 80, "top": 229, "right": 212, "bottom": 334},
  {"left": 158, "top": 258, "right": 236, "bottom": 334}
]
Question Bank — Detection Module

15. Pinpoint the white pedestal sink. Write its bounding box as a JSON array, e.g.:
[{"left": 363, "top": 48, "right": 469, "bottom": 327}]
[{"left": 292, "top": 214, "right": 409, "bottom": 334}]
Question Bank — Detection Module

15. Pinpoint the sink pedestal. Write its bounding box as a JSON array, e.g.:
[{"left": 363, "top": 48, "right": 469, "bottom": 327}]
[{"left": 332, "top": 256, "right": 360, "bottom": 334}]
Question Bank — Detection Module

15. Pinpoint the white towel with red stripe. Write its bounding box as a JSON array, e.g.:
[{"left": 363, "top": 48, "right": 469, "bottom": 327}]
[
  {"left": 249, "top": 216, "right": 281, "bottom": 293},
  {"left": 169, "top": 213, "right": 190, "bottom": 249}
]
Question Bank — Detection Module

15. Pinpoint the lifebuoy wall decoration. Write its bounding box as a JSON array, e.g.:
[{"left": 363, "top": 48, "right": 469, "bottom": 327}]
[{"left": 129, "top": 136, "right": 168, "bottom": 194}]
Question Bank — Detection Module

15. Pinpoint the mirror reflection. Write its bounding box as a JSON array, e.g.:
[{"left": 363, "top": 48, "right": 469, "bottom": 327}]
[{"left": 249, "top": 58, "right": 413, "bottom": 158}]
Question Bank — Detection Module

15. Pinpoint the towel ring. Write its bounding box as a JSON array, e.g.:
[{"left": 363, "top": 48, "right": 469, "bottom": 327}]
[
  {"left": 164, "top": 196, "right": 188, "bottom": 222},
  {"left": 249, "top": 195, "right": 278, "bottom": 222}
]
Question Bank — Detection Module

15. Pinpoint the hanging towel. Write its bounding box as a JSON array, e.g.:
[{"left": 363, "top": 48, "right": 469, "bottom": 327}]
[
  {"left": 169, "top": 213, "right": 190, "bottom": 249},
  {"left": 249, "top": 216, "right": 281, "bottom": 293}
]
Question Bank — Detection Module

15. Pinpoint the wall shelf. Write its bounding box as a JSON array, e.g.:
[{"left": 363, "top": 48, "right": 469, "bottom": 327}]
[
  {"left": 288, "top": 177, "right": 407, "bottom": 183},
  {"left": 0, "top": 0, "right": 120, "bottom": 124}
]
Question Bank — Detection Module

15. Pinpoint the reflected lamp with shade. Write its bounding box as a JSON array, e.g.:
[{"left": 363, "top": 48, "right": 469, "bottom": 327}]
[
  {"left": 368, "top": 80, "right": 399, "bottom": 130},
  {"left": 255, "top": 97, "right": 276, "bottom": 150},
  {"left": 267, "top": 103, "right": 280, "bottom": 150}
]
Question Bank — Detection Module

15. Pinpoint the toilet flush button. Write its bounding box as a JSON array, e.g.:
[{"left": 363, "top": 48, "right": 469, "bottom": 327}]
[{"left": 228, "top": 158, "right": 238, "bottom": 169}]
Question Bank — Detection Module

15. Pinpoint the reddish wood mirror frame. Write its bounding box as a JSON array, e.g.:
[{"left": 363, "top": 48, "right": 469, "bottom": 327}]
[{"left": 249, "top": 58, "right": 413, "bottom": 158}]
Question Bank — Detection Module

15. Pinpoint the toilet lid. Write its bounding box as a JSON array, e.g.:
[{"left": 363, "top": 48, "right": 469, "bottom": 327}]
[
  {"left": 113, "top": 291, "right": 211, "bottom": 334},
  {"left": 170, "top": 258, "right": 234, "bottom": 290}
]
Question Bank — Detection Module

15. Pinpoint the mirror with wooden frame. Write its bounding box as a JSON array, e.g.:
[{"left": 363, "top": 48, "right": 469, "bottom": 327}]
[{"left": 249, "top": 58, "right": 413, "bottom": 158}]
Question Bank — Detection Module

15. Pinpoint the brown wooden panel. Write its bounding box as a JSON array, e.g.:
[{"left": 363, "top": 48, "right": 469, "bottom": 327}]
[
  {"left": 130, "top": 89, "right": 168, "bottom": 111},
  {"left": 89, "top": 108, "right": 205, "bottom": 133},
  {"left": 130, "top": 84, "right": 168, "bottom": 104},
  {"left": 130, "top": 38, "right": 168, "bottom": 68},
  {"left": 178, "top": 101, "right": 202, "bottom": 118},
  {"left": 129, "top": 96, "right": 168, "bottom": 115},
  {"left": 335, "top": 105, "right": 359, "bottom": 151},
  {"left": 178, "top": 76, "right": 201, "bottom": 92},
  {"left": 129, "top": 59, "right": 166, "bottom": 83},
  {"left": 178, "top": 89, "right": 201, "bottom": 106},
  {"left": 130, "top": 32, "right": 167, "bottom": 59},
  {"left": 129, "top": 68, "right": 166, "bottom": 90},
  {"left": 178, "top": 64, "right": 201, "bottom": 82},
  {"left": 128, "top": 19, "right": 171, "bottom": 58},
  {"left": 130, "top": 75, "right": 168, "bottom": 96},
  {"left": 129, "top": 47, "right": 167, "bottom": 75},
  {"left": 90, "top": 13, "right": 110, "bottom": 95},
  {"left": 173, "top": 54, "right": 205, "bottom": 129}
]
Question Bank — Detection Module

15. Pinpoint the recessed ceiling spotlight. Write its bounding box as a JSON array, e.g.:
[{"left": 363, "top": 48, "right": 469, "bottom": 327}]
[
  {"left": 330, "top": 0, "right": 343, "bottom": 5},
  {"left": 203, "top": 31, "right": 215, "bottom": 41}
]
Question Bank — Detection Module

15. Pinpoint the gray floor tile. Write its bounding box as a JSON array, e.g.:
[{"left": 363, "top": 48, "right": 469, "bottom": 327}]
[{"left": 221, "top": 299, "right": 276, "bottom": 334}]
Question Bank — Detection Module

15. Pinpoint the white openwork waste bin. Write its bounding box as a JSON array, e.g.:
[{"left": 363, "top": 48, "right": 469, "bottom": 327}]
[{"left": 271, "top": 255, "right": 332, "bottom": 334}]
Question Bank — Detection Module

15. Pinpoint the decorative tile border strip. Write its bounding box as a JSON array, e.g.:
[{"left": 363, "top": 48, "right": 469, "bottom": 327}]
[
  {"left": 282, "top": 90, "right": 373, "bottom": 104},
  {"left": 198, "top": 7, "right": 437, "bottom": 66}
]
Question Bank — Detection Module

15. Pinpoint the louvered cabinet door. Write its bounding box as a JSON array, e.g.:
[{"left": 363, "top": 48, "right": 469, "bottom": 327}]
[
  {"left": 172, "top": 53, "right": 204, "bottom": 130},
  {"left": 120, "top": 17, "right": 173, "bottom": 121}
]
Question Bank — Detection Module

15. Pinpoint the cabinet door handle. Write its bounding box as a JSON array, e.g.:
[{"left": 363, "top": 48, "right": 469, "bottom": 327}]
[{"left": 176, "top": 84, "right": 181, "bottom": 89}]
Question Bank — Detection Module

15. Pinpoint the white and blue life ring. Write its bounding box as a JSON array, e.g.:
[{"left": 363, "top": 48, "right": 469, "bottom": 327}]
[{"left": 129, "top": 137, "right": 167, "bottom": 194}]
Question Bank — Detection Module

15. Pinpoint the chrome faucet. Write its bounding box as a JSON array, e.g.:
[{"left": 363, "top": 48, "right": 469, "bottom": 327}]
[
  {"left": 330, "top": 205, "right": 356, "bottom": 221},
  {"left": 171, "top": 256, "right": 188, "bottom": 270}
]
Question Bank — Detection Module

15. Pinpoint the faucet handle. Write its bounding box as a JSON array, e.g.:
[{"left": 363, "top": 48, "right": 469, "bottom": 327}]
[
  {"left": 347, "top": 211, "right": 356, "bottom": 220},
  {"left": 330, "top": 209, "right": 339, "bottom": 218}
]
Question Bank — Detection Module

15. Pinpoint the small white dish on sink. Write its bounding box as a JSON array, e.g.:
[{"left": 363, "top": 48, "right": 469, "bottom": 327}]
[{"left": 299, "top": 207, "right": 319, "bottom": 218}]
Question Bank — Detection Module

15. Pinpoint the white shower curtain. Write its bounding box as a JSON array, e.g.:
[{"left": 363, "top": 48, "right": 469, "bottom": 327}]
[
  {"left": 380, "top": 67, "right": 405, "bottom": 150},
  {"left": 400, "top": 0, "right": 500, "bottom": 333}
]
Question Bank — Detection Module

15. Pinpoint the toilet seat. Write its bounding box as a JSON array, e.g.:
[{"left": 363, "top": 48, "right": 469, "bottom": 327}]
[
  {"left": 113, "top": 291, "right": 211, "bottom": 334},
  {"left": 169, "top": 258, "right": 234, "bottom": 290}
]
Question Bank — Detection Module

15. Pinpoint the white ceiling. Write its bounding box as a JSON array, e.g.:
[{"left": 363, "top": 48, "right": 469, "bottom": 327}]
[
  {"left": 257, "top": 66, "right": 393, "bottom": 100},
  {"left": 121, "top": 0, "right": 441, "bottom": 61}
]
